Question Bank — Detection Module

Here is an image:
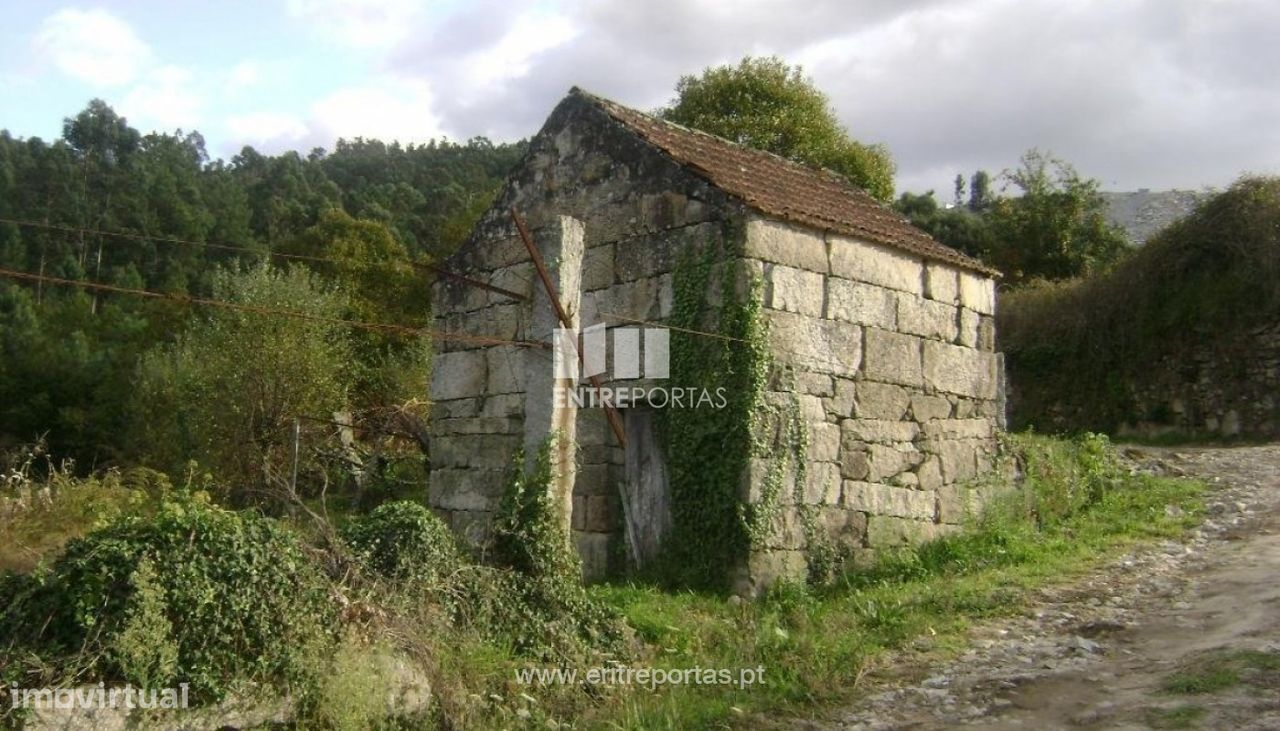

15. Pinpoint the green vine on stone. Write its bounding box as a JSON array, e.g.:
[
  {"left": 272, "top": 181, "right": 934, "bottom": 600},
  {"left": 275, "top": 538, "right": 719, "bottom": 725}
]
[
  {"left": 652, "top": 215, "right": 839, "bottom": 589},
  {"left": 493, "top": 434, "right": 580, "bottom": 582},
  {"left": 656, "top": 218, "right": 775, "bottom": 589}
]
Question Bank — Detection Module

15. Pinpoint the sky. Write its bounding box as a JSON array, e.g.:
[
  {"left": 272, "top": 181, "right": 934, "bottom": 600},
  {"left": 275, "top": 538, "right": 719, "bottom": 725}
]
[{"left": 0, "top": 0, "right": 1276, "bottom": 196}]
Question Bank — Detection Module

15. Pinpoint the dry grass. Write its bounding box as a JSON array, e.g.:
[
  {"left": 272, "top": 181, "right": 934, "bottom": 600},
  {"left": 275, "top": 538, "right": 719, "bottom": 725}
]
[{"left": 0, "top": 444, "right": 167, "bottom": 572}]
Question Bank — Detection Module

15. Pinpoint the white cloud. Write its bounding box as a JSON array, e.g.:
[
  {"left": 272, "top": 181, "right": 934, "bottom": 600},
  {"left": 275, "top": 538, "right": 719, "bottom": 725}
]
[
  {"left": 225, "top": 60, "right": 264, "bottom": 94},
  {"left": 223, "top": 79, "right": 444, "bottom": 154},
  {"left": 465, "top": 12, "right": 578, "bottom": 91},
  {"left": 226, "top": 111, "right": 310, "bottom": 148},
  {"left": 120, "top": 66, "right": 205, "bottom": 132},
  {"left": 310, "top": 79, "right": 444, "bottom": 144},
  {"left": 33, "top": 7, "right": 154, "bottom": 87},
  {"left": 286, "top": 0, "right": 424, "bottom": 48}
]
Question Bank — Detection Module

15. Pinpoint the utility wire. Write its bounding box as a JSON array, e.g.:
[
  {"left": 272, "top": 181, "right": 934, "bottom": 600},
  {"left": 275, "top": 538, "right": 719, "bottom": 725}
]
[
  {"left": 0, "top": 216, "right": 528, "bottom": 302},
  {"left": 1, "top": 220, "right": 864, "bottom": 370},
  {"left": 0, "top": 266, "right": 546, "bottom": 349}
]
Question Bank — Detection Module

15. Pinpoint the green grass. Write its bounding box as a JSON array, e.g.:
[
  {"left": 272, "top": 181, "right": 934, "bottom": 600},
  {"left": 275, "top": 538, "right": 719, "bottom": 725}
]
[
  {"left": 1145, "top": 704, "right": 1207, "bottom": 729},
  {"left": 469, "top": 433, "right": 1207, "bottom": 729},
  {"left": 0, "top": 466, "right": 170, "bottom": 573},
  {"left": 1162, "top": 649, "right": 1280, "bottom": 695}
]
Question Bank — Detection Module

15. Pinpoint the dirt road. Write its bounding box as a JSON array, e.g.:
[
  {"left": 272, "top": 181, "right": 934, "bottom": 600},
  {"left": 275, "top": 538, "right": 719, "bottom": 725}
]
[{"left": 803, "top": 445, "right": 1280, "bottom": 731}]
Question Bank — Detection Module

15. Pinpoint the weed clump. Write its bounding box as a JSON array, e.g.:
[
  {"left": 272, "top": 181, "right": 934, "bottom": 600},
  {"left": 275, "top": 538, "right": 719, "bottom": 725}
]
[
  {"left": 0, "top": 495, "right": 336, "bottom": 702},
  {"left": 476, "top": 440, "right": 630, "bottom": 661},
  {"left": 342, "top": 499, "right": 462, "bottom": 589}
]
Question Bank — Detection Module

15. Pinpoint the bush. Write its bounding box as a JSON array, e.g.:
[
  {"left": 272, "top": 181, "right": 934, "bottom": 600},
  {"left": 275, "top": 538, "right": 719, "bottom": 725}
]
[
  {"left": 342, "top": 500, "right": 462, "bottom": 588},
  {"left": 1000, "top": 177, "right": 1280, "bottom": 432},
  {"left": 130, "top": 265, "right": 352, "bottom": 502},
  {"left": 477, "top": 442, "right": 630, "bottom": 661},
  {"left": 0, "top": 496, "right": 337, "bottom": 702}
]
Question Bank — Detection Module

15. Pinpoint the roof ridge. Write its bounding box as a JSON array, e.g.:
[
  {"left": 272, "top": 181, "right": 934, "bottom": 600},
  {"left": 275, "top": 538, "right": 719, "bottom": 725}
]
[
  {"left": 564, "top": 87, "right": 1000, "bottom": 277},
  {"left": 572, "top": 86, "right": 872, "bottom": 195}
]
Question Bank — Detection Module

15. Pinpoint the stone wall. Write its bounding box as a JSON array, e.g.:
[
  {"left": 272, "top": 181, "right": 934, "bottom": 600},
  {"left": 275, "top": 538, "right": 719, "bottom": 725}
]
[
  {"left": 428, "top": 92, "right": 742, "bottom": 581},
  {"left": 1110, "top": 324, "right": 1280, "bottom": 440},
  {"left": 428, "top": 91, "right": 1004, "bottom": 587},
  {"left": 736, "top": 216, "right": 1003, "bottom": 594}
]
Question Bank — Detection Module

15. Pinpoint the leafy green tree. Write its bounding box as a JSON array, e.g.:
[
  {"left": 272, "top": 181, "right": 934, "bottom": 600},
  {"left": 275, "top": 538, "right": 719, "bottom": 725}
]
[
  {"left": 969, "top": 170, "right": 993, "bottom": 212},
  {"left": 283, "top": 209, "right": 432, "bottom": 412},
  {"left": 661, "top": 56, "right": 895, "bottom": 201},
  {"left": 131, "top": 265, "right": 352, "bottom": 500},
  {"left": 284, "top": 209, "right": 425, "bottom": 327},
  {"left": 985, "top": 150, "right": 1128, "bottom": 283},
  {"left": 895, "top": 190, "right": 994, "bottom": 262}
]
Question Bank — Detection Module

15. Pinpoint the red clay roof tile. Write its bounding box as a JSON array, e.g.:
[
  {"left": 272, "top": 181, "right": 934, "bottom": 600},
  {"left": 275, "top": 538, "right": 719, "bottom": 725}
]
[{"left": 575, "top": 88, "right": 1000, "bottom": 277}]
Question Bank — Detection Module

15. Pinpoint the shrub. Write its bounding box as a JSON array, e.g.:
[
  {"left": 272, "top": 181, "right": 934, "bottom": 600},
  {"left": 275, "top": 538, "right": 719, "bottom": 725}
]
[
  {"left": 491, "top": 442, "right": 580, "bottom": 582},
  {"left": 0, "top": 496, "right": 337, "bottom": 702},
  {"left": 1000, "top": 176, "right": 1280, "bottom": 432},
  {"left": 480, "top": 442, "right": 630, "bottom": 661},
  {"left": 342, "top": 500, "right": 462, "bottom": 588},
  {"left": 130, "top": 265, "right": 352, "bottom": 502}
]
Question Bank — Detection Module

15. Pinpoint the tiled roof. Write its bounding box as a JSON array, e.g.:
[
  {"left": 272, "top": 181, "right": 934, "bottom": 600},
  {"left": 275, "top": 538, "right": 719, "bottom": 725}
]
[{"left": 575, "top": 88, "right": 1000, "bottom": 277}]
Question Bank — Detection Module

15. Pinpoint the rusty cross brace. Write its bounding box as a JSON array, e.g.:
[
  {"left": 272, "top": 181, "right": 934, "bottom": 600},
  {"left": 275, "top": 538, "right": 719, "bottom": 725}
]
[{"left": 511, "top": 208, "right": 627, "bottom": 449}]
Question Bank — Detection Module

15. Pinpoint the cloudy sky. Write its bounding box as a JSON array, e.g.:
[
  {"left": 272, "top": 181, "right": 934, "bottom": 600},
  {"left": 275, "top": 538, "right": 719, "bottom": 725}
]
[{"left": 0, "top": 0, "right": 1275, "bottom": 195}]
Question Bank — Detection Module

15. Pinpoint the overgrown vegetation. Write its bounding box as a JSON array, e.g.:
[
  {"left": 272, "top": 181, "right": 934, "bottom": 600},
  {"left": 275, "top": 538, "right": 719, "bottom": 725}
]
[
  {"left": 342, "top": 500, "right": 462, "bottom": 589},
  {"left": 1000, "top": 176, "right": 1280, "bottom": 432},
  {"left": 486, "top": 439, "right": 629, "bottom": 660},
  {"left": 655, "top": 224, "right": 770, "bottom": 589},
  {"left": 0, "top": 494, "right": 337, "bottom": 702},
  {"left": 0, "top": 431, "right": 1205, "bottom": 728}
]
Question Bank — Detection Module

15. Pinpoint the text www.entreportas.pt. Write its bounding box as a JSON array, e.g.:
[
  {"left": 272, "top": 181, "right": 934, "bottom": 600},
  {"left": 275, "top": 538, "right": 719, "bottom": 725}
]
[{"left": 514, "top": 665, "right": 766, "bottom": 690}]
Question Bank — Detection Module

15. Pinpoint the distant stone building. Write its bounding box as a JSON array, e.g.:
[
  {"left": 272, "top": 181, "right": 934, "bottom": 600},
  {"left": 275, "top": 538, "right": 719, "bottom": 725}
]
[{"left": 428, "top": 88, "right": 1003, "bottom": 593}]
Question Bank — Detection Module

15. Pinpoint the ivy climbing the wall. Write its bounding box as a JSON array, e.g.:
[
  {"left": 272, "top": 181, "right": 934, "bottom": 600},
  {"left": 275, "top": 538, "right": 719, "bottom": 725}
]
[
  {"left": 486, "top": 436, "right": 629, "bottom": 659},
  {"left": 493, "top": 436, "right": 579, "bottom": 581},
  {"left": 658, "top": 220, "right": 769, "bottom": 589},
  {"left": 655, "top": 218, "right": 835, "bottom": 590}
]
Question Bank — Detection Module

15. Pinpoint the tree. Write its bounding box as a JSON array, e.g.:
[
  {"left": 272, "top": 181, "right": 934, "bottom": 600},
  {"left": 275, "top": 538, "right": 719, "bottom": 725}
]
[
  {"left": 985, "top": 150, "right": 1128, "bottom": 283},
  {"left": 131, "top": 265, "right": 352, "bottom": 501},
  {"left": 895, "top": 191, "right": 993, "bottom": 261},
  {"left": 283, "top": 209, "right": 432, "bottom": 414},
  {"left": 969, "top": 170, "right": 992, "bottom": 212},
  {"left": 661, "top": 56, "right": 895, "bottom": 201}
]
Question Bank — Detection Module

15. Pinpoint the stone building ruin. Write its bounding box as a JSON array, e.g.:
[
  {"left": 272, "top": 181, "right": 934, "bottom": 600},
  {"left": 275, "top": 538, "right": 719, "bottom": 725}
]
[{"left": 428, "top": 88, "right": 1004, "bottom": 593}]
